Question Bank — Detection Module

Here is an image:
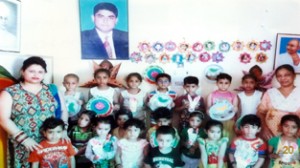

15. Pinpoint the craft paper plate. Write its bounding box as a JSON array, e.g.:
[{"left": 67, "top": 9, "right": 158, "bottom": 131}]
[
  {"left": 209, "top": 100, "right": 235, "bottom": 121},
  {"left": 149, "top": 94, "right": 173, "bottom": 111},
  {"left": 204, "top": 64, "right": 224, "bottom": 82},
  {"left": 65, "top": 96, "right": 81, "bottom": 116},
  {"left": 86, "top": 97, "right": 113, "bottom": 117},
  {"left": 144, "top": 66, "right": 164, "bottom": 84}
]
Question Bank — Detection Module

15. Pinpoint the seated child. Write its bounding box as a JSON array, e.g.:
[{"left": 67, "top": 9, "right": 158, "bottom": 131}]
[
  {"left": 85, "top": 116, "right": 117, "bottom": 168},
  {"left": 229, "top": 114, "right": 267, "bottom": 168},
  {"left": 62, "top": 73, "right": 85, "bottom": 127},
  {"left": 180, "top": 112, "right": 206, "bottom": 168},
  {"left": 268, "top": 114, "right": 300, "bottom": 168},
  {"left": 115, "top": 119, "right": 148, "bottom": 168},
  {"left": 144, "top": 126, "right": 185, "bottom": 168},
  {"left": 113, "top": 109, "right": 133, "bottom": 139},
  {"left": 175, "top": 76, "right": 205, "bottom": 130},
  {"left": 146, "top": 107, "right": 180, "bottom": 148},
  {"left": 28, "top": 117, "right": 76, "bottom": 168}
]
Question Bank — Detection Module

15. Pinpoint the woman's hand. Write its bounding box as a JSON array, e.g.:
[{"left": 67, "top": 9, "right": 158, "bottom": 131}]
[
  {"left": 260, "top": 126, "right": 273, "bottom": 141},
  {"left": 22, "top": 137, "right": 42, "bottom": 152},
  {"left": 61, "top": 130, "right": 71, "bottom": 143}
]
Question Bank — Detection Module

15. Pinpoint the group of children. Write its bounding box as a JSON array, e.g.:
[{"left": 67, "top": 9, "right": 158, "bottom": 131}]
[{"left": 27, "top": 67, "right": 300, "bottom": 168}]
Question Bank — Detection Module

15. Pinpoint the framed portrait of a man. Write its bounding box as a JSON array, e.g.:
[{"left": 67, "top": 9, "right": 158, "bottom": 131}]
[
  {"left": 79, "top": 0, "right": 129, "bottom": 60},
  {"left": 0, "top": 0, "right": 20, "bottom": 52},
  {"left": 274, "top": 33, "right": 300, "bottom": 73}
]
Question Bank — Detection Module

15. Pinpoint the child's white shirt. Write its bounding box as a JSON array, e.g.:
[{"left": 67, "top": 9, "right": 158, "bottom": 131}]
[
  {"left": 90, "top": 86, "right": 115, "bottom": 103},
  {"left": 238, "top": 90, "right": 262, "bottom": 117}
]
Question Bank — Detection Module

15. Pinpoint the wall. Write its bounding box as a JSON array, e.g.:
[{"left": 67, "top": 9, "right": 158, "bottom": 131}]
[{"left": 15, "top": 0, "right": 300, "bottom": 99}]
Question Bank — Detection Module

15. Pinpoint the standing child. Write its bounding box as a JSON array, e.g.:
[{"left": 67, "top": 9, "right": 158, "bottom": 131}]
[
  {"left": 199, "top": 120, "right": 228, "bottom": 168},
  {"left": 175, "top": 76, "right": 206, "bottom": 130},
  {"left": 85, "top": 117, "right": 117, "bottom": 168},
  {"left": 207, "top": 73, "right": 239, "bottom": 141},
  {"left": 181, "top": 112, "right": 206, "bottom": 168},
  {"left": 119, "top": 72, "right": 147, "bottom": 120},
  {"left": 28, "top": 118, "right": 76, "bottom": 168},
  {"left": 268, "top": 114, "right": 300, "bottom": 168},
  {"left": 62, "top": 73, "right": 85, "bottom": 127},
  {"left": 113, "top": 109, "right": 133, "bottom": 139},
  {"left": 229, "top": 114, "right": 267, "bottom": 168},
  {"left": 115, "top": 118, "right": 148, "bottom": 168},
  {"left": 144, "top": 126, "right": 185, "bottom": 168}
]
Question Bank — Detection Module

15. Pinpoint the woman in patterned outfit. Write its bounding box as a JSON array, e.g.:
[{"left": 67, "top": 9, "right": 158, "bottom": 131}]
[{"left": 0, "top": 56, "right": 68, "bottom": 168}]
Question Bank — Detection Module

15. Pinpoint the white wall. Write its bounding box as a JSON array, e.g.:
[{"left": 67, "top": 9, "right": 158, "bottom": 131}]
[{"left": 15, "top": 0, "right": 300, "bottom": 99}]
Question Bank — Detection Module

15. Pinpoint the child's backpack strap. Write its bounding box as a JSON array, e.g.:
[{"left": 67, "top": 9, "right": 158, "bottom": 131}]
[{"left": 48, "top": 84, "right": 62, "bottom": 119}]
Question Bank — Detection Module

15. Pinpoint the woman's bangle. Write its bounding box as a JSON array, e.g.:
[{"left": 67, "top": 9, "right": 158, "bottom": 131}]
[
  {"left": 19, "top": 135, "right": 29, "bottom": 145},
  {"left": 14, "top": 131, "right": 25, "bottom": 141}
]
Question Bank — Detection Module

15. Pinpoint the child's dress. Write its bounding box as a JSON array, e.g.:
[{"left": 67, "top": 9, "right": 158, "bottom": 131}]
[
  {"left": 268, "top": 136, "right": 300, "bottom": 168},
  {"left": 117, "top": 138, "right": 148, "bottom": 168},
  {"left": 199, "top": 137, "right": 228, "bottom": 168},
  {"left": 238, "top": 90, "right": 262, "bottom": 117},
  {"left": 69, "top": 125, "right": 93, "bottom": 150},
  {"left": 85, "top": 134, "right": 117, "bottom": 168},
  {"left": 89, "top": 86, "right": 115, "bottom": 103}
]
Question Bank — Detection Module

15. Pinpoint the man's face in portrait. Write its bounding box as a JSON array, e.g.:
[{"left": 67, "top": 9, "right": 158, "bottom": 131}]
[
  {"left": 286, "top": 39, "right": 300, "bottom": 55},
  {"left": 93, "top": 9, "right": 118, "bottom": 33},
  {"left": 0, "top": 2, "right": 10, "bottom": 30}
]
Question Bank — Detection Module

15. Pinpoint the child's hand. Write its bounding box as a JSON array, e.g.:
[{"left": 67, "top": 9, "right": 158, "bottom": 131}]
[
  {"left": 113, "top": 104, "right": 120, "bottom": 111},
  {"left": 93, "top": 155, "right": 100, "bottom": 161},
  {"left": 269, "top": 153, "right": 280, "bottom": 159}
]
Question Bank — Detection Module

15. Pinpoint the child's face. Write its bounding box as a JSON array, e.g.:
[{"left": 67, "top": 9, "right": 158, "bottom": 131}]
[
  {"left": 78, "top": 114, "right": 91, "bottom": 128},
  {"left": 242, "top": 78, "right": 256, "bottom": 92},
  {"left": 99, "top": 62, "right": 112, "bottom": 70},
  {"left": 95, "top": 72, "right": 109, "bottom": 87},
  {"left": 189, "top": 116, "right": 202, "bottom": 129},
  {"left": 117, "top": 115, "right": 129, "bottom": 128},
  {"left": 184, "top": 84, "right": 198, "bottom": 95},
  {"left": 126, "top": 126, "right": 141, "bottom": 141},
  {"left": 207, "top": 126, "right": 222, "bottom": 141},
  {"left": 241, "top": 124, "right": 260, "bottom": 139},
  {"left": 127, "top": 76, "right": 141, "bottom": 89},
  {"left": 63, "top": 77, "right": 78, "bottom": 91},
  {"left": 250, "top": 68, "right": 262, "bottom": 79},
  {"left": 156, "top": 77, "right": 170, "bottom": 90},
  {"left": 157, "top": 134, "right": 174, "bottom": 150},
  {"left": 95, "top": 123, "right": 111, "bottom": 138},
  {"left": 157, "top": 118, "right": 171, "bottom": 126},
  {"left": 43, "top": 126, "right": 64, "bottom": 144},
  {"left": 216, "top": 79, "right": 231, "bottom": 92},
  {"left": 282, "top": 120, "right": 298, "bottom": 138}
]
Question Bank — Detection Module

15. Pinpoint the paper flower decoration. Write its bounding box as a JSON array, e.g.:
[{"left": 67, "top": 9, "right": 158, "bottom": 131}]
[
  {"left": 138, "top": 42, "right": 151, "bottom": 53},
  {"left": 192, "top": 42, "right": 203, "bottom": 52},
  {"left": 152, "top": 42, "right": 164, "bottom": 52},
  {"left": 186, "top": 52, "right": 197, "bottom": 63},
  {"left": 159, "top": 53, "right": 170, "bottom": 64},
  {"left": 144, "top": 53, "right": 157, "bottom": 64},
  {"left": 199, "top": 52, "right": 211, "bottom": 62},
  {"left": 212, "top": 52, "right": 224, "bottom": 63},
  {"left": 259, "top": 40, "right": 272, "bottom": 51},
  {"left": 255, "top": 52, "right": 268, "bottom": 63},
  {"left": 178, "top": 42, "right": 190, "bottom": 53},
  {"left": 239, "top": 52, "right": 252, "bottom": 64},
  {"left": 204, "top": 41, "right": 215, "bottom": 51},
  {"left": 164, "top": 41, "right": 177, "bottom": 51},
  {"left": 130, "top": 52, "right": 143, "bottom": 63},
  {"left": 219, "top": 41, "right": 230, "bottom": 52},
  {"left": 232, "top": 40, "right": 244, "bottom": 51},
  {"left": 172, "top": 53, "right": 184, "bottom": 67},
  {"left": 247, "top": 40, "right": 259, "bottom": 51}
]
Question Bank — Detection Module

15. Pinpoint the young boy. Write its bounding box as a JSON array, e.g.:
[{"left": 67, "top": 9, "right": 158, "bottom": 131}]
[
  {"left": 144, "top": 126, "right": 185, "bottom": 168},
  {"left": 62, "top": 73, "right": 85, "bottom": 127},
  {"left": 146, "top": 107, "right": 180, "bottom": 148},
  {"left": 229, "top": 114, "right": 267, "bottom": 168},
  {"left": 28, "top": 117, "right": 76, "bottom": 168},
  {"left": 174, "top": 76, "right": 206, "bottom": 130}
]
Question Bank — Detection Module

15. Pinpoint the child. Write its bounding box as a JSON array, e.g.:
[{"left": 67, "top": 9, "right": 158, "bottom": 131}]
[
  {"left": 147, "top": 73, "right": 177, "bottom": 123},
  {"left": 28, "top": 118, "right": 76, "bottom": 168},
  {"left": 62, "top": 73, "right": 85, "bottom": 126},
  {"left": 85, "top": 116, "right": 117, "bottom": 168},
  {"left": 113, "top": 109, "right": 133, "bottom": 139},
  {"left": 229, "top": 114, "right": 267, "bottom": 168},
  {"left": 199, "top": 120, "right": 228, "bottom": 168},
  {"left": 207, "top": 73, "right": 239, "bottom": 141},
  {"left": 144, "top": 126, "right": 185, "bottom": 168},
  {"left": 115, "top": 118, "right": 148, "bottom": 168},
  {"left": 146, "top": 107, "right": 180, "bottom": 148},
  {"left": 180, "top": 112, "right": 206, "bottom": 168},
  {"left": 89, "top": 68, "right": 119, "bottom": 111},
  {"left": 119, "top": 72, "right": 147, "bottom": 120},
  {"left": 268, "top": 114, "right": 300, "bottom": 167},
  {"left": 175, "top": 76, "right": 206, "bottom": 130}
]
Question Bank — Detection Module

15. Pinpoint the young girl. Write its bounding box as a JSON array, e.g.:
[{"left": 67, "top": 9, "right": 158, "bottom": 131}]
[
  {"left": 113, "top": 109, "right": 133, "bottom": 139},
  {"left": 115, "top": 118, "right": 148, "bottom": 168},
  {"left": 85, "top": 117, "right": 117, "bottom": 168},
  {"left": 199, "top": 120, "right": 228, "bottom": 168},
  {"left": 268, "top": 114, "right": 300, "bottom": 168},
  {"left": 207, "top": 73, "right": 239, "bottom": 141},
  {"left": 181, "top": 112, "right": 206, "bottom": 168},
  {"left": 119, "top": 72, "right": 147, "bottom": 120}
]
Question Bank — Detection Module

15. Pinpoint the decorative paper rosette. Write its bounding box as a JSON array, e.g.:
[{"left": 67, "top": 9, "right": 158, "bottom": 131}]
[
  {"left": 247, "top": 40, "right": 259, "bottom": 51},
  {"left": 204, "top": 41, "right": 215, "bottom": 51},
  {"left": 192, "top": 42, "right": 203, "bottom": 52},
  {"left": 86, "top": 97, "right": 113, "bottom": 117},
  {"left": 259, "top": 40, "right": 272, "bottom": 51},
  {"left": 209, "top": 100, "right": 235, "bottom": 121},
  {"left": 159, "top": 53, "right": 170, "bottom": 64},
  {"left": 144, "top": 53, "right": 157, "bottom": 64},
  {"left": 138, "top": 42, "right": 151, "bottom": 53},
  {"left": 144, "top": 65, "right": 164, "bottom": 84},
  {"left": 219, "top": 41, "right": 230, "bottom": 52},
  {"left": 239, "top": 52, "right": 252, "bottom": 64},
  {"left": 172, "top": 53, "right": 184, "bottom": 67},
  {"left": 186, "top": 52, "right": 197, "bottom": 63},
  {"left": 178, "top": 42, "right": 190, "bottom": 53},
  {"left": 164, "top": 41, "right": 177, "bottom": 51},
  {"left": 148, "top": 93, "right": 173, "bottom": 111},
  {"left": 212, "top": 52, "right": 224, "bottom": 63},
  {"left": 232, "top": 40, "right": 244, "bottom": 51},
  {"left": 199, "top": 52, "right": 211, "bottom": 62},
  {"left": 255, "top": 52, "right": 268, "bottom": 63},
  {"left": 130, "top": 52, "right": 143, "bottom": 63},
  {"left": 204, "top": 64, "right": 224, "bottom": 82},
  {"left": 65, "top": 96, "right": 81, "bottom": 117},
  {"left": 152, "top": 42, "right": 164, "bottom": 52}
]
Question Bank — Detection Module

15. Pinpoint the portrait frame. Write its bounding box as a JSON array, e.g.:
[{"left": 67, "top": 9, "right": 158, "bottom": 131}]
[
  {"left": 274, "top": 33, "right": 300, "bottom": 73},
  {"left": 79, "top": 0, "right": 129, "bottom": 60},
  {"left": 0, "top": 0, "right": 21, "bottom": 53}
]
